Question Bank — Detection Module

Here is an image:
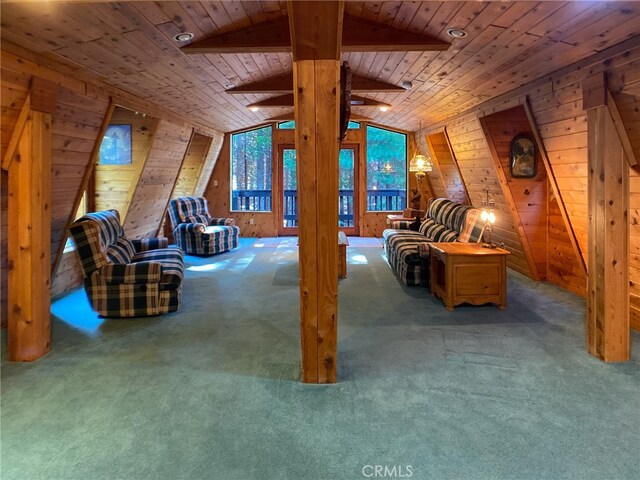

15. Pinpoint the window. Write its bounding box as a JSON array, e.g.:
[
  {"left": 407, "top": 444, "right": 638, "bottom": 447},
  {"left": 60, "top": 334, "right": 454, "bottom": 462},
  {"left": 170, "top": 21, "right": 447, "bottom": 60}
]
[
  {"left": 366, "top": 125, "right": 407, "bottom": 211},
  {"left": 347, "top": 121, "right": 361, "bottom": 129},
  {"left": 63, "top": 192, "right": 88, "bottom": 253},
  {"left": 99, "top": 124, "right": 132, "bottom": 165},
  {"left": 231, "top": 126, "right": 272, "bottom": 212},
  {"left": 277, "top": 121, "right": 295, "bottom": 129}
]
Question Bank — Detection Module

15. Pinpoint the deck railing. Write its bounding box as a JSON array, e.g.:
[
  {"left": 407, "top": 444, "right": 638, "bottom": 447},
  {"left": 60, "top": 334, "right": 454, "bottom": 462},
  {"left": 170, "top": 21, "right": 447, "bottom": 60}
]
[{"left": 231, "top": 189, "right": 406, "bottom": 227}]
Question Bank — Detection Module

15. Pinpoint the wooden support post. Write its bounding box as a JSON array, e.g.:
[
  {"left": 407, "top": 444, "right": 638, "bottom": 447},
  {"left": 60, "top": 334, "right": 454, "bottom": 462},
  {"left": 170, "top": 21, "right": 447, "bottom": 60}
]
[
  {"left": 289, "top": 0, "right": 343, "bottom": 383},
  {"left": 293, "top": 59, "right": 340, "bottom": 383},
  {"left": 6, "top": 78, "right": 56, "bottom": 361},
  {"left": 583, "top": 74, "right": 630, "bottom": 362}
]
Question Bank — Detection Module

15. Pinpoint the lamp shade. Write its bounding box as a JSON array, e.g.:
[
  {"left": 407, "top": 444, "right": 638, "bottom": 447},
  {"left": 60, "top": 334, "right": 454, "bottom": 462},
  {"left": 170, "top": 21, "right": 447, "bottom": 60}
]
[{"left": 409, "top": 154, "right": 433, "bottom": 173}]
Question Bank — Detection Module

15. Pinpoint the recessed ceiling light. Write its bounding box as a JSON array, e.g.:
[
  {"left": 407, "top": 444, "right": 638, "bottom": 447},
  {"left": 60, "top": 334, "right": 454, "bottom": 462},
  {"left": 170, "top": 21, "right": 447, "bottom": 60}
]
[
  {"left": 401, "top": 81, "right": 413, "bottom": 90},
  {"left": 173, "top": 32, "right": 194, "bottom": 42},
  {"left": 446, "top": 28, "right": 467, "bottom": 38},
  {"left": 379, "top": 106, "right": 389, "bottom": 112},
  {"left": 224, "top": 83, "right": 236, "bottom": 89},
  {"left": 249, "top": 106, "right": 260, "bottom": 112}
]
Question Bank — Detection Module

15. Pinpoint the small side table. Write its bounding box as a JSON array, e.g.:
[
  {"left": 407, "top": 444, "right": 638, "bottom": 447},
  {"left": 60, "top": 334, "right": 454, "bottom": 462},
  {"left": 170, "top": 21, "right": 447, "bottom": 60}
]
[{"left": 429, "top": 242, "right": 510, "bottom": 310}]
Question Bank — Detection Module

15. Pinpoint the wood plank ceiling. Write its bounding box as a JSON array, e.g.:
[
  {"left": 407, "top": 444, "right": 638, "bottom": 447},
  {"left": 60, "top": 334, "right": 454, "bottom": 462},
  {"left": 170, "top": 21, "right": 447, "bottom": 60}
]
[{"left": 1, "top": 1, "right": 639, "bottom": 133}]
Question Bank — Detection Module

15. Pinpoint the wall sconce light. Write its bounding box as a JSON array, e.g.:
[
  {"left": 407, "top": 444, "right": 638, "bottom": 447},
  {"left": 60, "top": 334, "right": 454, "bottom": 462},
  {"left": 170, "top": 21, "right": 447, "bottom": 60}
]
[
  {"left": 480, "top": 186, "right": 496, "bottom": 248},
  {"left": 409, "top": 153, "right": 433, "bottom": 179}
]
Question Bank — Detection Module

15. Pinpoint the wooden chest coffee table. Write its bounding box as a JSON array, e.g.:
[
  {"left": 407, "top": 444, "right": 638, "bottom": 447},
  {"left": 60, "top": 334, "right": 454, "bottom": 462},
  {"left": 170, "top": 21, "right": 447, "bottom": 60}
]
[{"left": 429, "top": 243, "right": 510, "bottom": 310}]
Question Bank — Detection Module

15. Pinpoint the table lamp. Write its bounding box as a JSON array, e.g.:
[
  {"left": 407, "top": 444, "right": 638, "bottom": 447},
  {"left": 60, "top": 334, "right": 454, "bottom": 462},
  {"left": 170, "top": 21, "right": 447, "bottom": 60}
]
[{"left": 480, "top": 186, "right": 496, "bottom": 248}]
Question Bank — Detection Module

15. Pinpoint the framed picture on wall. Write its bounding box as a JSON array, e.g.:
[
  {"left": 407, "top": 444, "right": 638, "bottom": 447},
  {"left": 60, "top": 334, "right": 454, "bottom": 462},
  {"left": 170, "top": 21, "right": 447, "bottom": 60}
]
[
  {"left": 509, "top": 133, "right": 537, "bottom": 178},
  {"left": 99, "top": 124, "right": 132, "bottom": 165}
]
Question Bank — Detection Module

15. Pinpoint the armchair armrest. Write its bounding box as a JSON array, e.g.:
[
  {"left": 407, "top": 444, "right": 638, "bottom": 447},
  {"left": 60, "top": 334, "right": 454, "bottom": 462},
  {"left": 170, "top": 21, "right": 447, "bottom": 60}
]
[
  {"left": 132, "top": 237, "right": 168, "bottom": 252},
  {"left": 209, "top": 217, "right": 236, "bottom": 226},
  {"left": 391, "top": 220, "right": 413, "bottom": 230},
  {"left": 98, "top": 262, "right": 162, "bottom": 284},
  {"left": 175, "top": 223, "right": 207, "bottom": 234}
]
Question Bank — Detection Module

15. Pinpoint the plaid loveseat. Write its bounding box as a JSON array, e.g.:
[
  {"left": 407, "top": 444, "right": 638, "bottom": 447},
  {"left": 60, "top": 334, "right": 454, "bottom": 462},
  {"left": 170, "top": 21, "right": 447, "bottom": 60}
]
[
  {"left": 69, "top": 209, "right": 184, "bottom": 317},
  {"left": 168, "top": 196, "right": 239, "bottom": 255},
  {"left": 382, "top": 198, "right": 484, "bottom": 286}
]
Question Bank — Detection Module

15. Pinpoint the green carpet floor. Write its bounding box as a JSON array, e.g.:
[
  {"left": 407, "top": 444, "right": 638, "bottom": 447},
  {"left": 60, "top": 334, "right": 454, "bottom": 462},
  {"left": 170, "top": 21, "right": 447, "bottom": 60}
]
[{"left": 2, "top": 237, "right": 639, "bottom": 480}]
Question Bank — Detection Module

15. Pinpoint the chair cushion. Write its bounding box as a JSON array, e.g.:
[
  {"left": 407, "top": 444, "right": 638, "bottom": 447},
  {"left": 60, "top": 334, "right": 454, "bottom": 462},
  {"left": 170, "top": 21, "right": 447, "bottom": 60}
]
[
  {"left": 177, "top": 197, "right": 209, "bottom": 221},
  {"left": 427, "top": 198, "right": 470, "bottom": 234},
  {"left": 418, "top": 218, "right": 436, "bottom": 236},
  {"left": 133, "top": 246, "right": 184, "bottom": 290},
  {"left": 383, "top": 229, "right": 432, "bottom": 266},
  {"left": 186, "top": 214, "right": 211, "bottom": 225},
  {"left": 106, "top": 237, "right": 137, "bottom": 264}
]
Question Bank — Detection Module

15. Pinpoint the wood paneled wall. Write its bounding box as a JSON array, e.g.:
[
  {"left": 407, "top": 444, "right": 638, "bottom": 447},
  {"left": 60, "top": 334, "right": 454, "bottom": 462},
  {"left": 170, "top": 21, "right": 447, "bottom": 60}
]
[
  {"left": 480, "top": 106, "right": 548, "bottom": 280},
  {"left": 427, "top": 131, "right": 469, "bottom": 204},
  {"left": 161, "top": 131, "right": 220, "bottom": 239},
  {"left": 194, "top": 133, "right": 224, "bottom": 197},
  {"left": 631, "top": 163, "right": 640, "bottom": 331},
  {"left": 1, "top": 50, "right": 111, "bottom": 305},
  {"left": 173, "top": 133, "right": 213, "bottom": 198},
  {"left": 416, "top": 39, "right": 640, "bottom": 297},
  {"left": 1, "top": 171, "right": 7, "bottom": 328},
  {"left": 1, "top": 44, "right": 225, "bottom": 312},
  {"left": 50, "top": 86, "right": 111, "bottom": 265},
  {"left": 616, "top": 91, "right": 640, "bottom": 331},
  {"left": 94, "top": 107, "right": 159, "bottom": 215},
  {"left": 415, "top": 132, "right": 446, "bottom": 199},
  {"left": 123, "top": 120, "right": 192, "bottom": 239},
  {"left": 445, "top": 116, "right": 533, "bottom": 277}
]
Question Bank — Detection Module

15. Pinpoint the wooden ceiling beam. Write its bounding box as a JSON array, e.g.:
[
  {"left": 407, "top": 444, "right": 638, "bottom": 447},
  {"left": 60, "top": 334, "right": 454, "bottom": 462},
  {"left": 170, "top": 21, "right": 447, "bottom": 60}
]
[
  {"left": 226, "top": 73, "right": 292, "bottom": 94},
  {"left": 226, "top": 73, "right": 405, "bottom": 94},
  {"left": 182, "top": 14, "right": 449, "bottom": 55},
  {"left": 247, "top": 94, "right": 389, "bottom": 108},
  {"left": 341, "top": 15, "right": 449, "bottom": 52},
  {"left": 265, "top": 112, "right": 372, "bottom": 122},
  {"left": 248, "top": 94, "right": 295, "bottom": 108},
  {"left": 350, "top": 75, "right": 406, "bottom": 93},
  {"left": 350, "top": 94, "right": 391, "bottom": 107},
  {"left": 182, "top": 18, "right": 291, "bottom": 54}
]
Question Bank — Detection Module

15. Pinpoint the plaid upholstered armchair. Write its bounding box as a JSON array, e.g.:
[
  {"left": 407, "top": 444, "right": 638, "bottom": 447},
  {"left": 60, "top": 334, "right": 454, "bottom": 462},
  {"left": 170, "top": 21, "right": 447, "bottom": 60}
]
[
  {"left": 69, "top": 209, "right": 184, "bottom": 317},
  {"left": 167, "top": 197, "right": 240, "bottom": 255}
]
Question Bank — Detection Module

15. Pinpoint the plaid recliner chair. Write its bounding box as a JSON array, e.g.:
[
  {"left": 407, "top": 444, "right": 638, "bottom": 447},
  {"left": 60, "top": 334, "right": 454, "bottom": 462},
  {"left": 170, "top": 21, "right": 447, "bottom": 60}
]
[
  {"left": 168, "top": 196, "right": 239, "bottom": 255},
  {"left": 69, "top": 209, "right": 184, "bottom": 317}
]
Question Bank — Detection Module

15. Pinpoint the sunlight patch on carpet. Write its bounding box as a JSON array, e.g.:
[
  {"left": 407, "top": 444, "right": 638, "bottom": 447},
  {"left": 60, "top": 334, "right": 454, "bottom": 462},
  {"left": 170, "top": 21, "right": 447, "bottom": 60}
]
[
  {"left": 349, "top": 254, "right": 368, "bottom": 264},
  {"left": 51, "top": 290, "right": 104, "bottom": 336},
  {"left": 187, "top": 253, "right": 256, "bottom": 273}
]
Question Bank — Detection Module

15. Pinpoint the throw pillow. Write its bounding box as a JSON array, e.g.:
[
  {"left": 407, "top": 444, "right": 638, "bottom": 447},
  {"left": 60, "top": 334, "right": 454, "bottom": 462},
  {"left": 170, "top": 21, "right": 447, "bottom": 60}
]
[{"left": 458, "top": 209, "right": 485, "bottom": 243}]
